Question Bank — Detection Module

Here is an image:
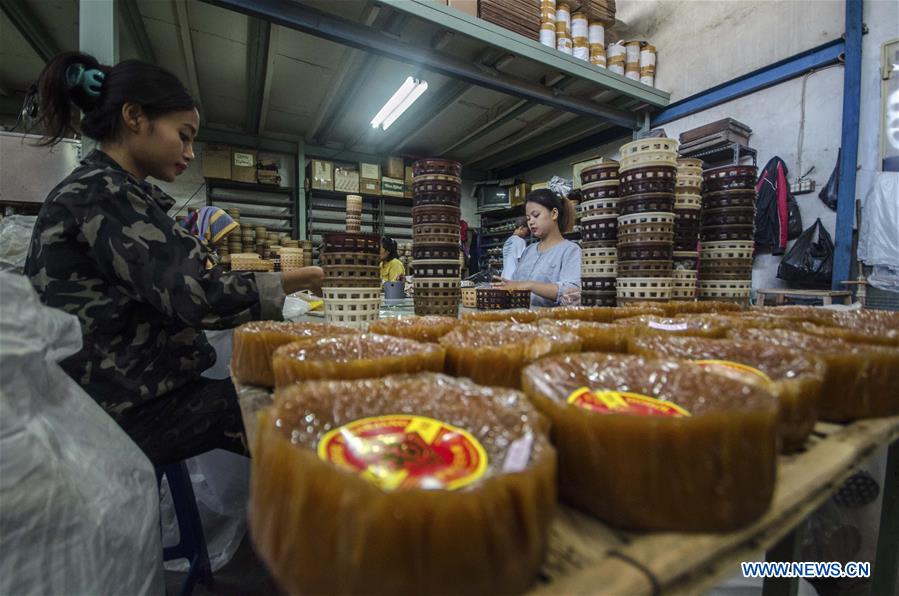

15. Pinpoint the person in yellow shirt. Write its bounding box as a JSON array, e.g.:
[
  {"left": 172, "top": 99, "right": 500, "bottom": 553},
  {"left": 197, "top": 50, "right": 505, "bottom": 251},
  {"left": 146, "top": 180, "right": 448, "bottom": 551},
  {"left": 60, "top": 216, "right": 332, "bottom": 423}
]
[{"left": 379, "top": 236, "right": 405, "bottom": 282}]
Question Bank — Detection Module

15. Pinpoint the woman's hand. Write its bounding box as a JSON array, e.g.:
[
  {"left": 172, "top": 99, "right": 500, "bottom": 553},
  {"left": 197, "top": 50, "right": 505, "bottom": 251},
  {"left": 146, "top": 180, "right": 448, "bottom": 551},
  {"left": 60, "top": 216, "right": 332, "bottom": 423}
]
[
  {"left": 492, "top": 279, "right": 532, "bottom": 292},
  {"left": 281, "top": 266, "right": 323, "bottom": 296}
]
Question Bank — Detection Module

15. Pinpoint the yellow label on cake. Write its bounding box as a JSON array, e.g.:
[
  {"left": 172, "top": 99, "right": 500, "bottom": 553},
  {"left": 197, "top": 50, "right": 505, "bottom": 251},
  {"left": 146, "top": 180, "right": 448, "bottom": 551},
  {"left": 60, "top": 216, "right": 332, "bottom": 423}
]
[
  {"left": 692, "top": 360, "right": 772, "bottom": 385},
  {"left": 318, "top": 415, "right": 487, "bottom": 491},
  {"left": 567, "top": 388, "right": 690, "bottom": 417}
]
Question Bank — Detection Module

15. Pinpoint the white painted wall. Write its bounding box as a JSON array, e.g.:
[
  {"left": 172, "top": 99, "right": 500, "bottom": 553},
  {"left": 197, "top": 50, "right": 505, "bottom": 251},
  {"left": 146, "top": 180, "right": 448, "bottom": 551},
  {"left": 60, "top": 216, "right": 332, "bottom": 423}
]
[{"left": 516, "top": 0, "right": 898, "bottom": 294}]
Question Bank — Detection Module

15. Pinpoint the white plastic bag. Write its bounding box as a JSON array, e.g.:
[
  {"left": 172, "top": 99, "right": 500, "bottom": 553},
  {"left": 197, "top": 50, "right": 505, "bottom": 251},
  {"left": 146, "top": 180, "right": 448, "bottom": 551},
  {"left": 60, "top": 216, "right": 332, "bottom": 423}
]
[
  {"left": 0, "top": 215, "right": 37, "bottom": 273},
  {"left": 0, "top": 272, "right": 163, "bottom": 595},
  {"left": 858, "top": 172, "right": 899, "bottom": 291}
]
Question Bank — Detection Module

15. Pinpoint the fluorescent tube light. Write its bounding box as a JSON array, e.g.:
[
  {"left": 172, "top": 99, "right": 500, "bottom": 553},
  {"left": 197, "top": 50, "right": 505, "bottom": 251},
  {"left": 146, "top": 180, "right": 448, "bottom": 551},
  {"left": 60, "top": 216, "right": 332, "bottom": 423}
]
[{"left": 370, "top": 76, "right": 428, "bottom": 130}]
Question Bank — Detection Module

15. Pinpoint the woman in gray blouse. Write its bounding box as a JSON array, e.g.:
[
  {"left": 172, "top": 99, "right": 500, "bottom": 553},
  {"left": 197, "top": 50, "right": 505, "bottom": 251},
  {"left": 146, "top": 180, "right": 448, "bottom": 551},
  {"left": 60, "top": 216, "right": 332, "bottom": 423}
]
[{"left": 495, "top": 189, "right": 581, "bottom": 308}]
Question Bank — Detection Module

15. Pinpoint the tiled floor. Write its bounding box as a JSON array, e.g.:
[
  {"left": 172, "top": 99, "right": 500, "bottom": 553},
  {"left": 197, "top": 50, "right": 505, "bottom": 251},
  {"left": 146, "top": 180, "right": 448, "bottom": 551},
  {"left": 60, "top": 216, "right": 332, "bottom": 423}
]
[{"left": 164, "top": 535, "right": 280, "bottom": 595}]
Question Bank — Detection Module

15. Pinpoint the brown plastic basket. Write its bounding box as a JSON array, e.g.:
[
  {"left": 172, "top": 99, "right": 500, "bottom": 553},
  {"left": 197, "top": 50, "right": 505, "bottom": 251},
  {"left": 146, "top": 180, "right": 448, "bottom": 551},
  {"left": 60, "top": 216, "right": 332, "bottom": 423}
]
[
  {"left": 412, "top": 222, "right": 461, "bottom": 245},
  {"left": 617, "top": 259, "right": 674, "bottom": 278},
  {"left": 322, "top": 232, "right": 380, "bottom": 254},
  {"left": 618, "top": 193, "right": 676, "bottom": 215},
  {"left": 413, "top": 159, "right": 462, "bottom": 178},
  {"left": 580, "top": 162, "right": 620, "bottom": 184},
  {"left": 582, "top": 291, "right": 617, "bottom": 306},
  {"left": 411, "top": 204, "right": 461, "bottom": 226},
  {"left": 582, "top": 276, "right": 617, "bottom": 292},
  {"left": 581, "top": 217, "right": 618, "bottom": 242},
  {"left": 581, "top": 185, "right": 620, "bottom": 200},
  {"left": 702, "top": 165, "right": 758, "bottom": 192},
  {"left": 411, "top": 259, "right": 462, "bottom": 278},
  {"left": 412, "top": 244, "right": 459, "bottom": 261},
  {"left": 701, "top": 225, "right": 754, "bottom": 242},
  {"left": 701, "top": 207, "right": 756, "bottom": 227},
  {"left": 476, "top": 287, "right": 511, "bottom": 310},
  {"left": 412, "top": 192, "right": 461, "bottom": 207},
  {"left": 702, "top": 189, "right": 756, "bottom": 210},
  {"left": 319, "top": 252, "right": 379, "bottom": 268},
  {"left": 617, "top": 242, "right": 674, "bottom": 262},
  {"left": 412, "top": 179, "right": 462, "bottom": 196}
]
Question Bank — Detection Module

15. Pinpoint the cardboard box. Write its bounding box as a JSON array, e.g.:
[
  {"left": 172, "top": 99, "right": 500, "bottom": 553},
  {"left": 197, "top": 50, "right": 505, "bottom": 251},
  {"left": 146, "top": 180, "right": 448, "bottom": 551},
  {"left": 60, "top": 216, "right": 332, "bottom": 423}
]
[
  {"left": 334, "top": 163, "right": 360, "bottom": 193},
  {"left": 382, "top": 177, "right": 405, "bottom": 197},
  {"left": 308, "top": 159, "right": 334, "bottom": 191},
  {"left": 359, "top": 162, "right": 381, "bottom": 181},
  {"left": 202, "top": 144, "right": 232, "bottom": 179},
  {"left": 404, "top": 166, "right": 413, "bottom": 198},
  {"left": 385, "top": 156, "right": 405, "bottom": 179},
  {"left": 448, "top": 0, "right": 477, "bottom": 17},
  {"left": 510, "top": 182, "right": 531, "bottom": 206},
  {"left": 231, "top": 149, "right": 257, "bottom": 183},
  {"left": 360, "top": 178, "right": 381, "bottom": 196}
]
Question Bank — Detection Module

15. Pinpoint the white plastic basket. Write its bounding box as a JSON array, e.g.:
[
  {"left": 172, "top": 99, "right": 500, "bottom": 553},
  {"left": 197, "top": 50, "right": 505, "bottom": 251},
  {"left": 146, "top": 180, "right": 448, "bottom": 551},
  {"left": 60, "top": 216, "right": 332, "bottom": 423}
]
[
  {"left": 616, "top": 277, "right": 673, "bottom": 301},
  {"left": 323, "top": 287, "right": 382, "bottom": 328}
]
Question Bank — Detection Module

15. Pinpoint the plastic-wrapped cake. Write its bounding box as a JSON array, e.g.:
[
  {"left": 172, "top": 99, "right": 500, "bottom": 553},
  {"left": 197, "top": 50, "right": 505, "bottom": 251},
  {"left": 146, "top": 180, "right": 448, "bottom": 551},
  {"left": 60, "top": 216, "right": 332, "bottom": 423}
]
[
  {"left": 460, "top": 308, "right": 539, "bottom": 324},
  {"left": 728, "top": 327, "right": 899, "bottom": 421},
  {"left": 521, "top": 353, "right": 779, "bottom": 531},
  {"left": 231, "top": 321, "right": 359, "bottom": 386},
  {"left": 251, "top": 373, "right": 556, "bottom": 596},
  {"left": 538, "top": 319, "right": 634, "bottom": 353},
  {"left": 440, "top": 322, "right": 581, "bottom": 388},
  {"left": 368, "top": 315, "right": 458, "bottom": 343},
  {"left": 616, "top": 315, "right": 728, "bottom": 339},
  {"left": 272, "top": 334, "right": 444, "bottom": 387},
  {"left": 627, "top": 335, "right": 825, "bottom": 451}
]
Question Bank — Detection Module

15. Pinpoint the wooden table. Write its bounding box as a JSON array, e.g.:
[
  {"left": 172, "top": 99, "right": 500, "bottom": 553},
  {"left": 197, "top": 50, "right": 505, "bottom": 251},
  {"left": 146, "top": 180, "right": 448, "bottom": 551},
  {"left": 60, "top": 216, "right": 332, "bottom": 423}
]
[
  {"left": 755, "top": 288, "right": 854, "bottom": 306},
  {"left": 237, "top": 385, "right": 898, "bottom": 595}
]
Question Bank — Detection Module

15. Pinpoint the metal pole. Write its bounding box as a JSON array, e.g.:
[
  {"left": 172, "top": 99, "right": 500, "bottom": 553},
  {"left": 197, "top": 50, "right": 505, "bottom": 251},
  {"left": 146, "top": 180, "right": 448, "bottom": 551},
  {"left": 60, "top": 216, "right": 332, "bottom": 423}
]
[{"left": 831, "top": 0, "right": 864, "bottom": 290}]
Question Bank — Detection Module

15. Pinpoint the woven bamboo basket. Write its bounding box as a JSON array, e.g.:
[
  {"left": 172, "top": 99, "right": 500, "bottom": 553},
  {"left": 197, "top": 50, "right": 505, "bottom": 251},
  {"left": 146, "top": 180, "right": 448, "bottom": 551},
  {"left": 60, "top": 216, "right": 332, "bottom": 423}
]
[
  {"left": 701, "top": 225, "right": 755, "bottom": 242},
  {"left": 412, "top": 179, "right": 462, "bottom": 196},
  {"left": 412, "top": 244, "right": 459, "bottom": 261},
  {"left": 231, "top": 253, "right": 274, "bottom": 272},
  {"left": 476, "top": 287, "right": 511, "bottom": 310},
  {"left": 580, "top": 162, "right": 620, "bottom": 184},
  {"left": 702, "top": 189, "right": 756, "bottom": 210},
  {"left": 412, "top": 222, "right": 460, "bottom": 245},
  {"left": 411, "top": 205, "right": 461, "bottom": 226},
  {"left": 411, "top": 259, "right": 462, "bottom": 278},
  {"left": 461, "top": 286, "right": 478, "bottom": 308},
  {"left": 279, "top": 248, "right": 305, "bottom": 272},
  {"left": 582, "top": 276, "right": 617, "bottom": 292},
  {"left": 412, "top": 159, "right": 462, "bottom": 178},
  {"left": 616, "top": 277, "right": 673, "bottom": 301},
  {"left": 412, "top": 192, "right": 461, "bottom": 207},
  {"left": 323, "top": 287, "right": 382, "bottom": 328},
  {"left": 700, "top": 241, "right": 755, "bottom": 260},
  {"left": 616, "top": 259, "right": 673, "bottom": 278},
  {"left": 618, "top": 193, "right": 676, "bottom": 215}
]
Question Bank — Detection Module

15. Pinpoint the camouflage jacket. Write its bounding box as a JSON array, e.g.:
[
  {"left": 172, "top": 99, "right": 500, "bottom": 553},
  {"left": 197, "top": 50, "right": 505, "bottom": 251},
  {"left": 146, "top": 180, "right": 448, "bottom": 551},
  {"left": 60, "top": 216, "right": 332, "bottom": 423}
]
[{"left": 25, "top": 150, "right": 284, "bottom": 418}]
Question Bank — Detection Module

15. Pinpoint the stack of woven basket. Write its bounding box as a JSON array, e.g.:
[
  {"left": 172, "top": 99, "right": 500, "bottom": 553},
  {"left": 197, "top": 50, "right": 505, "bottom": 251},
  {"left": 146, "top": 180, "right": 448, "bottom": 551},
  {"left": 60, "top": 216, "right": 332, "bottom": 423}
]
[
  {"left": 699, "top": 165, "right": 758, "bottom": 306},
  {"left": 672, "top": 157, "right": 703, "bottom": 300},
  {"left": 578, "top": 161, "right": 620, "bottom": 306},
  {"left": 615, "top": 138, "right": 678, "bottom": 304},
  {"left": 411, "top": 159, "right": 462, "bottom": 317},
  {"left": 320, "top": 232, "right": 381, "bottom": 328}
]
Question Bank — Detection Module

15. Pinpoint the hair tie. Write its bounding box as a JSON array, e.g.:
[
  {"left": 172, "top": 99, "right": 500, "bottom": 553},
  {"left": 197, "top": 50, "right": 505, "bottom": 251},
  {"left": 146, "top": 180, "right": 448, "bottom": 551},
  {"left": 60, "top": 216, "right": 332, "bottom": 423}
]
[{"left": 65, "top": 63, "right": 106, "bottom": 97}]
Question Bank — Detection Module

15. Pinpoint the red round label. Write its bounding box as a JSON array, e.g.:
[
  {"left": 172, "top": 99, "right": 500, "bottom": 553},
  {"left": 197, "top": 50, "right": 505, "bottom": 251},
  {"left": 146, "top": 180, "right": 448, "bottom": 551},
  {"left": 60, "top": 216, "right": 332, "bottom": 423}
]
[
  {"left": 317, "top": 415, "right": 487, "bottom": 491},
  {"left": 567, "top": 388, "right": 690, "bottom": 417}
]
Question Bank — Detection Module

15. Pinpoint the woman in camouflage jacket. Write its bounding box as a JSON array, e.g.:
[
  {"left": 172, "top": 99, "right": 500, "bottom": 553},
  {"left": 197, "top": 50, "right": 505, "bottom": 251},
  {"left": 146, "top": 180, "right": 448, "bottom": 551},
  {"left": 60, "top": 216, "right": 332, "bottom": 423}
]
[{"left": 24, "top": 51, "right": 322, "bottom": 466}]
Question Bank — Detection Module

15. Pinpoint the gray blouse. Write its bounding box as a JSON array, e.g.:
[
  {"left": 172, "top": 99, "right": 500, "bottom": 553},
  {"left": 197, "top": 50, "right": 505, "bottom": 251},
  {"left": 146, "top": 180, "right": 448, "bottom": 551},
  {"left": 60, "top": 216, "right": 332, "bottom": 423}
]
[{"left": 511, "top": 239, "right": 582, "bottom": 307}]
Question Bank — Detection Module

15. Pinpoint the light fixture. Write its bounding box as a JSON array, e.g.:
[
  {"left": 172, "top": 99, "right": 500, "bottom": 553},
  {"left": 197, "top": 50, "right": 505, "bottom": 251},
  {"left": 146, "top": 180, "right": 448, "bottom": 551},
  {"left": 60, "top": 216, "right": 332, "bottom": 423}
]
[{"left": 370, "top": 76, "right": 428, "bottom": 131}]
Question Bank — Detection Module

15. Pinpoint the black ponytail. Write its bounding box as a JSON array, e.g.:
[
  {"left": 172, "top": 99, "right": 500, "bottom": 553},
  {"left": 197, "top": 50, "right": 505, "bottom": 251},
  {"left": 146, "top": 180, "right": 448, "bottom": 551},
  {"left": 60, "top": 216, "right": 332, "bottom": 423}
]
[
  {"left": 525, "top": 188, "right": 575, "bottom": 234},
  {"left": 32, "top": 51, "right": 196, "bottom": 146},
  {"left": 381, "top": 236, "right": 399, "bottom": 261}
]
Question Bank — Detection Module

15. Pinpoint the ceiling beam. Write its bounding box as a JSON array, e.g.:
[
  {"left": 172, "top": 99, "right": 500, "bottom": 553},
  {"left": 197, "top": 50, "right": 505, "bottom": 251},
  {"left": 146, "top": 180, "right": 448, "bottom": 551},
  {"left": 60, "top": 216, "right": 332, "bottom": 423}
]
[
  {"left": 495, "top": 125, "right": 631, "bottom": 178},
  {"left": 0, "top": 0, "right": 60, "bottom": 63},
  {"left": 200, "top": 0, "right": 639, "bottom": 128},
  {"left": 440, "top": 76, "right": 578, "bottom": 156},
  {"left": 472, "top": 117, "right": 609, "bottom": 171},
  {"left": 256, "top": 24, "right": 279, "bottom": 135},
  {"left": 245, "top": 17, "right": 271, "bottom": 134},
  {"left": 119, "top": 0, "right": 156, "bottom": 63},
  {"left": 312, "top": 53, "right": 379, "bottom": 145},
  {"left": 173, "top": 0, "right": 205, "bottom": 125}
]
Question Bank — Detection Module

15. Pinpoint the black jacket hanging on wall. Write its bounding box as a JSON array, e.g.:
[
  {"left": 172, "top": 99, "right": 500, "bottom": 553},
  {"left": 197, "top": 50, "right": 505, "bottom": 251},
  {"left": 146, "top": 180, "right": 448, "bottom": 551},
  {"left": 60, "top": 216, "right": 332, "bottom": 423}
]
[{"left": 755, "top": 156, "right": 801, "bottom": 254}]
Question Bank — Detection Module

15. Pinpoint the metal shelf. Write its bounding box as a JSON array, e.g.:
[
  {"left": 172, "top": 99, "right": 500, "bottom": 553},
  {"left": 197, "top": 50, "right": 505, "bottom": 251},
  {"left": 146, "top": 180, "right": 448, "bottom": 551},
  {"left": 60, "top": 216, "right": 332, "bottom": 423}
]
[
  {"left": 206, "top": 178, "right": 298, "bottom": 238},
  {"left": 306, "top": 188, "right": 412, "bottom": 241}
]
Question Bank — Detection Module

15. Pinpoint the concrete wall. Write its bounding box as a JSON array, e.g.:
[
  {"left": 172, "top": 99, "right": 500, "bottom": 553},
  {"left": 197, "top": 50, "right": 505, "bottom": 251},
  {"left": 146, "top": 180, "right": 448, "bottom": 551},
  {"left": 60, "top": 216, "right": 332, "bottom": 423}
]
[{"left": 517, "top": 0, "right": 898, "bottom": 293}]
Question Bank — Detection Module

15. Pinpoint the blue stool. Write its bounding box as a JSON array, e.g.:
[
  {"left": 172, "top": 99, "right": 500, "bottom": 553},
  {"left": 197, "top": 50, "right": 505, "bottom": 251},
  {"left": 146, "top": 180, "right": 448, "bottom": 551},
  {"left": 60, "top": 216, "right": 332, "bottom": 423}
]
[{"left": 158, "top": 462, "right": 213, "bottom": 596}]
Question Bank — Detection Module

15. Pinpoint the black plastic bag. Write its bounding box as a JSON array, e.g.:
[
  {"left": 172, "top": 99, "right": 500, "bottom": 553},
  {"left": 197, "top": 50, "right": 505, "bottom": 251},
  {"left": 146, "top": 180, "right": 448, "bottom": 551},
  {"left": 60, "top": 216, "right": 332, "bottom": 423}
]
[
  {"left": 777, "top": 218, "right": 834, "bottom": 287},
  {"left": 818, "top": 149, "right": 840, "bottom": 210},
  {"left": 787, "top": 193, "right": 802, "bottom": 239}
]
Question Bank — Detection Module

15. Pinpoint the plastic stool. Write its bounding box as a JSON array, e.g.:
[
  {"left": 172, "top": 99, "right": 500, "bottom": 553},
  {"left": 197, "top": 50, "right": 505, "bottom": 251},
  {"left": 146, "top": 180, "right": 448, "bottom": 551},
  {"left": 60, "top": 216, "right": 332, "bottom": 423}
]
[{"left": 158, "top": 462, "right": 213, "bottom": 596}]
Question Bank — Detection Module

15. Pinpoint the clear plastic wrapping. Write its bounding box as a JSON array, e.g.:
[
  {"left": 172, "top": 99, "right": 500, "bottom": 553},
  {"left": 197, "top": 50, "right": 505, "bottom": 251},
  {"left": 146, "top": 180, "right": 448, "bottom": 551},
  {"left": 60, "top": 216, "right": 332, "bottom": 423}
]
[
  {"left": 368, "top": 315, "right": 459, "bottom": 343},
  {"left": 272, "top": 333, "right": 445, "bottom": 387},
  {"left": 538, "top": 319, "right": 634, "bottom": 352},
  {"left": 460, "top": 308, "right": 540, "bottom": 324},
  {"left": 615, "top": 314, "right": 729, "bottom": 339},
  {"left": 727, "top": 328, "right": 899, "bottom": 421},
  {"left": 250, "top": 373, "right": 556, "bottom": 595},
  {"left": 231, "top": 321, "right": 359, "bottom": 386},
  {"left": 440, "top": 322, "right": 581, "bottom": 388},
  {"left": 521, "top": 353, "right": 779, "bottom": 531},
  {"left": 626, "top": 335, "right": 825, "bottom": 451}
]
